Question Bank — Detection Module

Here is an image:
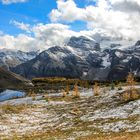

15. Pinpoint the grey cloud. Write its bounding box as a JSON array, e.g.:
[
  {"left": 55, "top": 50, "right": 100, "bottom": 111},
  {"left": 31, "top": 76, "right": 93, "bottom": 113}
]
[{"left": 112, "top": 0, "right": 140, "bottom": 13}]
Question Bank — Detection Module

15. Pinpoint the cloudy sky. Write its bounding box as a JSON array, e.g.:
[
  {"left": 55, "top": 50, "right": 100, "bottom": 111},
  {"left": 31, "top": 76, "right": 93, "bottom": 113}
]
[{"left": 0, "top": 0, "right": 140, "bottom": 51}]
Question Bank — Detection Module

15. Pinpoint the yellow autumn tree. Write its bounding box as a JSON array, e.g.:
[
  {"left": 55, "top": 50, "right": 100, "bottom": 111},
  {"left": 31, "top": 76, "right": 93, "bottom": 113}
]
[
  {"left": 65, "top": 84, "right": 70, "bottom": 94},
  {"left": 123, "top": 73, "right": 139, "bottom": 101},
  {"left": 93, "top": 82, "right": 100, "bottom": 96},
  {"left": 126, "top": 73, "right": 136, "bottom": 91},
  {"left": 72, "top": 83, "right": 80, "bottom": 98},
  {"left": 62, "top": 89, "right": 67, "bottom": 97}
]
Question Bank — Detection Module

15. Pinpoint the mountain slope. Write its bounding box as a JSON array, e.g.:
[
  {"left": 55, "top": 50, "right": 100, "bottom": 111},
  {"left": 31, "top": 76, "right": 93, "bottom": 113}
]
[
  {"left": 11, "top": 36, "right": 140, "bottom": 81},
  {"left": 0, "top": 49, "right": 38, "bottom": 70},
  {"left": 11, "top": 46, "right": 83, "bottom": 79},
  {"left": 0, "top": 68, "right": 32, "bottom": 89}
]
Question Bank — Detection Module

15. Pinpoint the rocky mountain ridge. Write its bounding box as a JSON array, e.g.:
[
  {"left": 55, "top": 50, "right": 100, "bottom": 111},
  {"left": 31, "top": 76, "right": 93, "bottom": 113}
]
[
  {"left": 0, "top": 49, "right": 38, "bottom": 70},
  {"left": 1, "top": 36, "right": 140, "bottom": 81}
]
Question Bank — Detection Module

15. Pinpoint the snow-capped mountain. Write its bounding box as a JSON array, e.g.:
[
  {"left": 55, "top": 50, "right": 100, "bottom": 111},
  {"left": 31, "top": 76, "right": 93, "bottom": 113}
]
[
  {"left": 0, "top": 49, "right": 38, "bottom": 70},
  {"left": 11, "top": 36, "right": 140, "bottom": 81}
]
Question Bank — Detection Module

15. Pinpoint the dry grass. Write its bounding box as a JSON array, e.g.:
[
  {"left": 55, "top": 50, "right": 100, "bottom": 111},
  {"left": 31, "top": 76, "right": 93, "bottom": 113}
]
[
  {"left": 9, "top": 130, "right": 140, "bottom": 140},
  {"left": 70, "top": 105, "right": 81, "bottom": 115},
  {"left": 42, "top": 95, "right": 50, "bottom": 102},
  {"left": 9, "top": 129, "right": 66, "bottom": 140},
  {"left": 27, "top": 89, "right": 36, "bottom": 97},
  {"left": 0, "top": 104, "right": 27, "bottom": 114},
  {"left": 78, "top": 131, "right": 140, "bottom": 140},
  {"left": 43, "top": 95, "right": 73, "bottom": 102}
]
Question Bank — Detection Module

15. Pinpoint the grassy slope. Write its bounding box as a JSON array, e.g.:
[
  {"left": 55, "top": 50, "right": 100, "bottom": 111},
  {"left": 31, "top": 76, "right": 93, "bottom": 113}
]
[{"left": 0, "top": 68, "right": 31, "bottom": 89}]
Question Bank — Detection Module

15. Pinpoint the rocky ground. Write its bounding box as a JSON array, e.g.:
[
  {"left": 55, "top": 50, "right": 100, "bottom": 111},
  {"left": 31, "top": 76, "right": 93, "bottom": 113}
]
[{"left": 0, "top": 86, "right": 140, "bottom": 140}]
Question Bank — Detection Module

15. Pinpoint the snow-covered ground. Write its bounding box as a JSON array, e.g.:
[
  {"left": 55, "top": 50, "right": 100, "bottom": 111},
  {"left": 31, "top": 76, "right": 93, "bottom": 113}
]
[{"left": 0, "top": 86, "right": 140, "bottom": 139}]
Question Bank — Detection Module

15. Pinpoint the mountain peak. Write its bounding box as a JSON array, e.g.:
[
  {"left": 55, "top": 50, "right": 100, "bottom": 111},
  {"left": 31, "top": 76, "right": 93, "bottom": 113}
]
[
  {"left": 135, "top": 40, "right": 140, "bottom": 46},
  {"left": 67, "top": 36, "right": 100, "bottom": 51}
]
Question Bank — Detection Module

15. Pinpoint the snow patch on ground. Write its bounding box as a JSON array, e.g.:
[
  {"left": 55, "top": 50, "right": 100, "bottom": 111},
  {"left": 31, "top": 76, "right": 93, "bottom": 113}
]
[{"left": 0, "top": 86, "right": 140, "bottom": 139}]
